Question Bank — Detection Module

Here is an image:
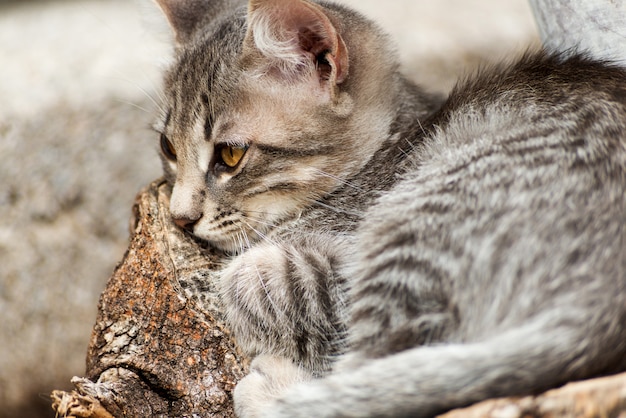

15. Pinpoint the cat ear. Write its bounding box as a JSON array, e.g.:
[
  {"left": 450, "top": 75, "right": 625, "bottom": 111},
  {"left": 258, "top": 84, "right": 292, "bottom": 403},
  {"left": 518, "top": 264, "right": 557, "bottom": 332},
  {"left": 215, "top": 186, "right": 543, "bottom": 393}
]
[
  {"left": 154, "top": 0, "right": 227, "bottom": 44},
  {"left": 245, "top": 0, "right": 349, "bottom": 89}
]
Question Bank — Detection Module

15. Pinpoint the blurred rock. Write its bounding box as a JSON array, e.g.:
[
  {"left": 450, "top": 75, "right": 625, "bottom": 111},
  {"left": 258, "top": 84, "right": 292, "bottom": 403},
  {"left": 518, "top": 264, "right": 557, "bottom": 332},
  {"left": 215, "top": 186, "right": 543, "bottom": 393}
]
[
  {"left": 0, "top": 1, "right": 164, "bottom": 415},
  {"left": 0, "top": 98, "right": 162, "bottom": 417}
]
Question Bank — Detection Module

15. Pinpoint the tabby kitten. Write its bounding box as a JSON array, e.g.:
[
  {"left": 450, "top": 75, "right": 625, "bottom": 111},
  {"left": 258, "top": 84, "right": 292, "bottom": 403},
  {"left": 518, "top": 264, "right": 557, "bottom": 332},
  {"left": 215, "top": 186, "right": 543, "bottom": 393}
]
[
  {"left": 154, "top": 0, "right": 626, "bottom": 417},
  {"left": 155, "top": 0, "right": 440, "bottom": 375}
]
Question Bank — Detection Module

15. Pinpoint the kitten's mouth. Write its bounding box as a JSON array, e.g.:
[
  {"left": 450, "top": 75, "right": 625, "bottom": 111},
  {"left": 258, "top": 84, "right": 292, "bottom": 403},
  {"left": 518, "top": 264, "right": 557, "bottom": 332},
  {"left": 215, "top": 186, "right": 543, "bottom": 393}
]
[
  {"left": 188, "top": 224, "right": 263, "bottom": 256},
  {"left": 177, "top": 227, "right": 241, "bottom": 256},
  {"left": 169, "top": 216, "right": 238, "bottom": 255},
  {"left": 184, "top": 231, "right": 232, "bottom": 257}
]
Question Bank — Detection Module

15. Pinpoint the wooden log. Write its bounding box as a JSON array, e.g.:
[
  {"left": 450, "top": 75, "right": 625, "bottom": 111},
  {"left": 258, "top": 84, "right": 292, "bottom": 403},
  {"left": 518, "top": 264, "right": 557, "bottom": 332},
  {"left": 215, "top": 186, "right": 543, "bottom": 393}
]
[
  {"left": 52, "top": 178, "right": 248, "bottom": 417},
  {"left": 440, "top": 372, "right": 626, "bottom": 418}
]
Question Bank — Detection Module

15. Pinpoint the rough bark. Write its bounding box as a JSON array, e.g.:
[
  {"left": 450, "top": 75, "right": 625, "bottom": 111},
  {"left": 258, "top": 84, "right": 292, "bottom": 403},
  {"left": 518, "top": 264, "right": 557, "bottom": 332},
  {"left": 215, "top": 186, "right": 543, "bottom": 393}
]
[{"left": 52, "top": 178, "right": 248, "bottom": 417}]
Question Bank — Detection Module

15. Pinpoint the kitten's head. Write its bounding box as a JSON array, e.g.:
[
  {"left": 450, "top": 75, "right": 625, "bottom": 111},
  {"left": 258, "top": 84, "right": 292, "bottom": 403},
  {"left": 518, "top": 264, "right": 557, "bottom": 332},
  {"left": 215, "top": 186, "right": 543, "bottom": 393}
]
[{"left": 155, "top": 0, "right": 399, "bottom": 253}]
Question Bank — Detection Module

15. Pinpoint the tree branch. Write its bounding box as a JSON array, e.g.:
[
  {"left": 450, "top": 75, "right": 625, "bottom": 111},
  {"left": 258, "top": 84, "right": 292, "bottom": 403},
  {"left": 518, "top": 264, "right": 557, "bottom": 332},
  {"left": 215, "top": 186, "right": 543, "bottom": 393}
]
[{"left": 52, "top": 179, "right": 248, "bottom": 417}]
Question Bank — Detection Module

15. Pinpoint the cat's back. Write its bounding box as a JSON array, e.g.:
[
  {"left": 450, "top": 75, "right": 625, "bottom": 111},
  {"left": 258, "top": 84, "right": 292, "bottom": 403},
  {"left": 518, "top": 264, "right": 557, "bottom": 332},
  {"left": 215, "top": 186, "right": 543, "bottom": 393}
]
[
  {"left": 354, "top": 51, "right": 626, "bottom": 344},
  {"left": 424, "top": 53, "right": 626, "bottom": 175}
]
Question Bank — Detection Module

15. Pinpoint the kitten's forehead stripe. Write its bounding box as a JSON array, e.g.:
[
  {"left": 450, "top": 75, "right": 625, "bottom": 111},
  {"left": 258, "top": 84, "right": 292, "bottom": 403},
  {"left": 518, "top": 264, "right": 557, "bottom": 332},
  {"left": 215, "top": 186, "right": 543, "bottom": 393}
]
[{"left": 164, "top": 13, "right": 246, "bottom": 143}]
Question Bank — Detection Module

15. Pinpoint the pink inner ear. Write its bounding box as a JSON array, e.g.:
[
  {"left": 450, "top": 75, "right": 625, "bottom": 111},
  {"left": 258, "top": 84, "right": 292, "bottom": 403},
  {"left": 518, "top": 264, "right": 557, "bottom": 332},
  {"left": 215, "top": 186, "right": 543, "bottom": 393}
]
[
  {"left": 294, "top": 13, "right": 336, "bottom": 56},
  {"left": 248, "top": 0, "right": 348, "bottom": 84}
]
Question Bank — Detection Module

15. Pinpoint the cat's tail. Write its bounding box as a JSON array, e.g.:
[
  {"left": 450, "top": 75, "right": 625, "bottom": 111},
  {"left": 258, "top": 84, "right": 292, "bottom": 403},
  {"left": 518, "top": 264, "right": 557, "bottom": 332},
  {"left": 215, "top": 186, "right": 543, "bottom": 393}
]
[{"left": 263, "top": 314, "right": 626, "bottom": 418}]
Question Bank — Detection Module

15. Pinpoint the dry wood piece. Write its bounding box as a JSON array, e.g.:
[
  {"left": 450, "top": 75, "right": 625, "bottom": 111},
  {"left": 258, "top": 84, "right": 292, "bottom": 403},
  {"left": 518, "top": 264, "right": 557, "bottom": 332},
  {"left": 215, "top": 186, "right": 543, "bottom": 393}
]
[
  {"left": 51, "top": 379, "right": 115, "bottom": 418},
  {"left": 52, "top": 178, "right": 248, "bottom": 417},
  {"left": 51, "top": 178, "right": 626, "bottom": 417},
  {"left": 441, "top": 372, "right": 626, "bottom": 418}
]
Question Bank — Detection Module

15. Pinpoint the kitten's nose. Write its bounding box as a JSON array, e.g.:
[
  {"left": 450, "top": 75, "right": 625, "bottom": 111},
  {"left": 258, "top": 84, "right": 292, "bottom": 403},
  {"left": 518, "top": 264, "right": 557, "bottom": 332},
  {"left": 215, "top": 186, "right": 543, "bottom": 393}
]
[{"left": 173, "top": 216, "right": 199, "bottom": 232}]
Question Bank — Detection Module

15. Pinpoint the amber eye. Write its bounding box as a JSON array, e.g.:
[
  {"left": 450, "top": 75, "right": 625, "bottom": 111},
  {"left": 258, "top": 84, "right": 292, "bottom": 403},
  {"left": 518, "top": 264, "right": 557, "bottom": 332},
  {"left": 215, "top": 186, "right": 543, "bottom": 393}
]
[
  {"left": 220, "top": 145, "right": 248, "bottom": 168},
  {"left": 160, "top": 133, "right": 177, "bottom": 161}
]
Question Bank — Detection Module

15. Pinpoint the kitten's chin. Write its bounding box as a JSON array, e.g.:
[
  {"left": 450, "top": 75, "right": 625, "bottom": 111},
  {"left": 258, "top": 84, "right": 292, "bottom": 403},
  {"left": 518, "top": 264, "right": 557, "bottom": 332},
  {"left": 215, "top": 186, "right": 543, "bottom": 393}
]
[
  {"left": 191, "top": 229, "right": 260, "bottom": 256},
  {"left": 211, "top": 239, "right": 250, "bottom": 256}
]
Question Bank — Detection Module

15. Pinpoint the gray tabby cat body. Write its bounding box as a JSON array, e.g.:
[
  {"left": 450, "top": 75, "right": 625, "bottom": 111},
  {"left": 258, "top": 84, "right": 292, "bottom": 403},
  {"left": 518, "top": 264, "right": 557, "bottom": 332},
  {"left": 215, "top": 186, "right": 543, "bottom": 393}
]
[{"left": 154, "top": 0, "right": 626, "bottom": 417}]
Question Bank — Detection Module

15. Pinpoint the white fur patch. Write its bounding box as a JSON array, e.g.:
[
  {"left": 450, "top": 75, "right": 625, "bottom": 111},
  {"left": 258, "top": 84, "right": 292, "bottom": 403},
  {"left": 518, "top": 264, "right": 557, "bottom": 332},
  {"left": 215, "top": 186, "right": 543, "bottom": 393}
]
[
  {"left": 247, "top": 6, "right": 320, "bottom": 80},
  {"left": 251, "top": 13, "right": 307, "bottom": 68},
  {"left": 234, "top": 355, "right": 313, "bottom": 418}
]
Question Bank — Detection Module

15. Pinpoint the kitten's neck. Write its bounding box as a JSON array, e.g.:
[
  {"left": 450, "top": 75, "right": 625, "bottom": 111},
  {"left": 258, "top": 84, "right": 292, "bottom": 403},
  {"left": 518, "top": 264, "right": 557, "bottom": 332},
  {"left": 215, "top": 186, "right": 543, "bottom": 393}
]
[
  {"left": 312, "top": 5, "right": 442, "bottom": 184},
  {"left": 390, "top": 76, "right": 443, "bottom": 144},
  {"left": 295, "top": 76, "right": 442, "bottom": 234}
]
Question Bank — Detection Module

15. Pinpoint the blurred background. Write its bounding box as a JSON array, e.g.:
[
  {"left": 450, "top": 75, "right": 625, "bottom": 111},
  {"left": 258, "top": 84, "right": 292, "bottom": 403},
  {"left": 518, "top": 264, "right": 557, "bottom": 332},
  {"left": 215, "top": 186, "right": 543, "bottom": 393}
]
[{"left": 0, "top": 0, "right": 537, "bottom": 416}]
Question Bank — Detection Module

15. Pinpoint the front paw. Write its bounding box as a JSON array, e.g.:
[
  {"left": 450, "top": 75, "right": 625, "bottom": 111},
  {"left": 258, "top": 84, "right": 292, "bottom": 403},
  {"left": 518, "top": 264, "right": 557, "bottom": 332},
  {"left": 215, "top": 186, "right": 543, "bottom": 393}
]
[{"left": 234, "top": 355, "right": 312, "bottom": 418}]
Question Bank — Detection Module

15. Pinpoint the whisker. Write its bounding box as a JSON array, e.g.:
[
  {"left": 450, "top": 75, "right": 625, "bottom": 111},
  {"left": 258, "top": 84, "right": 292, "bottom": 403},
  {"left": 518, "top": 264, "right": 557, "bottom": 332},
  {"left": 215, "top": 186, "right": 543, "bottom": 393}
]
[
  {"left": 233, "top": 230, "right": 243, "bottom": 255},
  {"left": 106, "top": 72, "right": 166, "bottom": 115},
  {"left": 401, "top": 138, "right": 414, "bottom": 156},
  {"left": 309, "top": 199, "right": 363, "bottom": 217},
  {"left": 240, "top": 217, "right": 281, "bottom": 248},
  {"left": 416, "top": 116, "right": 427, "bottom": 137},
  {"left": 243, "top": 214, "right": 344, "bottom": 245},
  {"left": 114, "top": 98, "right": 153, "bottom": 114},
  {"left": 311, "top": 168, "right": 366, "bottom": 193},
  {"left": 242, "top": 226, "right": 253, "bottom": 249},
  {"left": 240, "top": 213, "right": 279, "bottom": 229},
  {"left": 253, "top": 263, "right": 286, "bottom": 323}
]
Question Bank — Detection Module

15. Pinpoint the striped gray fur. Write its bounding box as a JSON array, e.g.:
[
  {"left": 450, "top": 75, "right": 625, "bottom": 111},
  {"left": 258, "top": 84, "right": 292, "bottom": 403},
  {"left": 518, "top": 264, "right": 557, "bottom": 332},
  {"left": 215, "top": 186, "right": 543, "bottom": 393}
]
[{"left": 153, "top": 0, "right": 626, "bottom": 417}]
